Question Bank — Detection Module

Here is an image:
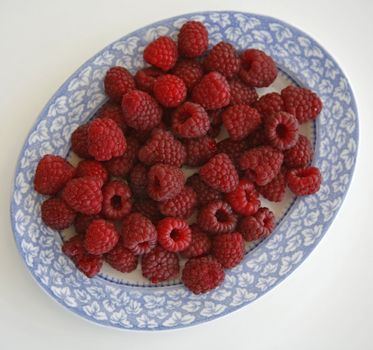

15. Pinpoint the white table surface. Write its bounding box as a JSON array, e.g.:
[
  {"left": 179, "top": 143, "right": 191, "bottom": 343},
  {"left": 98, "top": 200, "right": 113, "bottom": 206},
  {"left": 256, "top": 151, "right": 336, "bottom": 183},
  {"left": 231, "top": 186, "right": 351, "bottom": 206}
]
[{"left": 1, "top": 0, "right": 372, "bottom": 348}]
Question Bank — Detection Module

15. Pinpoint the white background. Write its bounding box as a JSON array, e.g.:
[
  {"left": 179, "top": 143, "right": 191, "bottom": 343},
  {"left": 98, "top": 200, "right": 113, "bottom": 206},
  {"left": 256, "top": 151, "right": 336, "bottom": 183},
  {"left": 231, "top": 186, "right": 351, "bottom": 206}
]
[{"left": 1, "top": 0, "right": 372, "bottom": 349}]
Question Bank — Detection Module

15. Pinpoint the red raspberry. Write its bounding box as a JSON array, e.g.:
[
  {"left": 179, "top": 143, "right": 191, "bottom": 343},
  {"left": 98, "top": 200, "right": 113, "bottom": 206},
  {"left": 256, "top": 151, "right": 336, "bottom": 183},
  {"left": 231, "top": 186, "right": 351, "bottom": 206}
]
[
  {"left": 284, "top": 135, "right": 313, "bottom": 169},
  {"left": 180, "top": 224, "right": 211, "bottom": 259},
  {"left": 192, "top": 72, "right": 231, "bottom": 110},
  {"left": 217, "top": 138, "right": 247, "bottom": 169},
  {"left": 157, "top": 217, "right": 192, "bottom": 252},
  {"left": 264, "top": 111, "right": 299, "bottom": 150},
  {"left": 153, "top": 74, "right": 186, "bottom": 108},
  {"left": 105, "top": 241, "right": 138, "bottom": 273},
  {"left": 239, "top": 49, "right": 278, "bottom": 87},
  {"left": 122, "top": 213, "right": 157, "bottom": 255},
  {"left": 254, "top": 92, "right": 284, "bottom": 118},
  {"left": 256, "top": 171, "right": 286, "bottom": 202},
  {"left": 104, "top": 66, "right": 135, "bottom": 102},
  {"left": 71, "top": 124, "right": 91, "bottom": 159},
  {"left": 147, "top": 164, "right": 185, "bottom": 201},
  {"left": 134, "top": 67, "right": 163, "bottom": 93},
  {"left": 225, "top": 179, "right": 260, "bottom": 216},
  {"left": 122, "top": 90, "right": 162, "bottom": 131},
  {"left": 87, "top": 118, "right": 126, "bottom": 161},
  {"left": 158, "top": 186, "right": 197, "bottom": 219},
  {"left": 212, "top": 232, "right": 245, "bottom": 268},
  {"left": 138, "top": 128, "right": 186, "bottom": 167},
  {"left": 41, "top": 197, "right": 76, "bottom": 230},
  {"left": 222, "top": 105, "right": 261, "bottom": 141},
  {"left": 186, "top": 174, "right": 222, "bottom": 206},
  {"left": 171, "top": 102, "right": 210, "bottom": 139},
  {"left": 142, "top": 246, "right": 180, "bottom": 283},
  {"left": 184, "top": 136, "right": 217, "bottom": 166},
  {"left": 172, "top": 59, "right": 203, "bottom": 90},
  {"left": 129, "top": 163, "right": 148, "bottom": 197},
  {"left": 281, "top": 85, "right": 323, "bottom": 123},
  {"left": 182, "top": 256, "right": 224, "bottom": 294},
  {"left": 74, "top": 253, "right": 103, "bottom": 278},
  {"left": 96, "top": 101, "right": 127, "bottom": 132},
  {"left": 144, "top": 36, "right": 178, "bottom": 71},
  {"left": 204, "top": 42, "right": 240, "bottom": 78},
  {"left": 200, "top": 153, "right": 239, "bottom": 193},
  {"left": 229, "top": 78, "right": 258, "bottom": 106},
  {"left": 62, "top": 177, "right": 103, "bottom": 215},
  {"left": 239, "top": 146, "right": 283, "bottom": 186},
  {"left": 178, "top": 21, "right": 208, "bottom": 58},
  {"left": 62, "top": 234, "right": 84, "bottom": 257},
  {"left": 101, "top": 180, "right": 132, "bottom": 220},
  {"left": 84, "top": 219, "right": 119, "bottom": 255},
  {"left": 246, "top": 127, "right": 269, "bottom": 148},
  {"left": 75, "top": 160, "right": 108, "bottom": 186},
  {"left": 74, "top": 213, "right": 101, "bottom": 234},
  {"left": 133, "top": 198, "right": 162, "bottom": 223},
  {"left": 197, "top": 200, "right": 237, "bottom": 235},
  {"left": 238, "top": 207, "right": 275, "bottom": 241},
  {"left": 34, "top": 155, "right": 75, "bottom": 195},
  {"left": 287, "top": 166, "right": 321, "bottom": 196}
]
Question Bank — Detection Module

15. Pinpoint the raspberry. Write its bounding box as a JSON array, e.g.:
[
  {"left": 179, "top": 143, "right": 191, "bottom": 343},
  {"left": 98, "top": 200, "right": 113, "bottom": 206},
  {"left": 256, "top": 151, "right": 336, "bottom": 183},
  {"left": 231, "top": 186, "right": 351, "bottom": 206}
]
[
  {"left": 287, "top": 166, "right": 321, "bottom": 196},
  {"left": 147, "top": 164, "right": 185, "bottom": 201},
  {"left": 172, "top": 59, "right": 203, "bottom": 90},
  {"left": 87, "top": 118, "right": 126, "bottom": 161},
  {"left": 153, "top": 74, "right": 186, "bottom": 108},
  {"left": 254, "top": 92, "right": 284, "bottom": 118},
  {"left": 158, "top": 186, "right": 197, "bottom": 219},
  {"left": 96, "top": 101, "right": 127, "bottom": 132},
  {"left": 184, "top": 136, "right": 217, "bottom": 166},
  {"left": 142, "top": 246, "right": 180, "bottom": 283},
  {"left": 180, "top": 224, "right": 211, "bottom": 259},
  {"left": 138, "top": 128, "right": 186, "bottom": 167},
  {"left": 192, "top": 72, "right": 230, "bottom": 110},
  {"left": 284, "top": 135, "right": 313, "bottom": 169},
  {"left": 229, "top": 78, "right": 258, "bottom": 106},
  {"left": 182, "top": 256, "right": 224, "bottom": 294},
  {"left": 41, "top": 197, "right": 76, "bottom": 230},
  {"left": 222, "top": 105, "right": 261, "bottom": 141},
  {"left": 71, "top": 124, "right": 91, "bottom": 159},
  {"left": 129, "top": 163, "right": 148, "bottom": 197},
  {"left": 84, "top": 219, "right": 119, "bottom": 255},
  {"left": 122, "top": 213, "right": 157, "bottom": 255},
  {"left": 238, "top": 207, "right": 275, "bottom": 241},
  {"left": 62, "top": 177, "right": 103, "bottom": 215},
  {"left": 239, "top": 49, "right": 278, "bottom": 87},
  {"left": 134, "top": 67, "right": 163, "bottom": 93},
  {"left": 240, "top": 146, "right": 283, "bottom": 186},
  {"left": 186, "top": 174, "right": 222, "bottom": 206},
  {"left": 212, "top": 232, "right": 245, "bottom": 268},
  {"left": 203, "top": 42, "right": 240, "bottom": 78},
  {"left": 101, "top": 180, "right": 132, "bottom": 220},
  {"left": 34, "top": 155, "right": 75, "bottom": 195},
  {"left": 178, "top": 21, "right": 208, "bottom": 58},
  {"left": 133, "top": 198, "right": 162, "bottom": 223},
  {"left": 246, "top": 127, "right": 268, "bottom": 148},
  {"left": 197, "top": 200, "right": 237, "bottom": 234},
  {"left": 74, "top": 253, "right": 103, "bottom": 278},
  {"left": 200, "top": 153, "right": 239, "bottom": 193},
  {"left": 74, "top": 213, "right": 101, "bottom": 234},
  {"left": 144, "top": 36, "right": 178, "bottom": 71},
  {"left": 62, "top": 234, "right": 84, "bottom": 257},
  {"left": 105, "top": 241, "right": 138, "bottom": 273},
  {"left": 264, "top": 111, "right": 299, "bottom": 150},
  {"left": 75, "top": 160, "right": 108, "bottom": 186},
  {"left": 157, "top": 217, "right": 192, "bottom": 252},
  {"left": 121, "top": 90, "right": 162, "bottom": 131},
  {"left": 104, "top": 66, "right": 135, "bottom": 102},
  {"left": 171, "top": 102, "right": 210, "bottom": 138},
  {"left": 225, "top": 179, "right": 260, "bottom": 216},
  {"left": 256, "top": 171, "right": 286, "bottom": 202},
  {"left": 281, "top": 85, "right": 323, "bottom": 123},
  {"left": 217, "top": 138, "right": 247, "bottom": 169}
]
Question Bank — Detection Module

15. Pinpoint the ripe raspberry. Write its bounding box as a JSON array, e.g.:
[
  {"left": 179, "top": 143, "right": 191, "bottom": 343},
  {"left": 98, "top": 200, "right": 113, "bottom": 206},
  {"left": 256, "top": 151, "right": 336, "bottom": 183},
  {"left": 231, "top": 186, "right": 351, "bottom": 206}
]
[
  {"left": 200, "top": 153, "right": 239, "bottom": 193},
  {"left": 222, "top": 105, "right": 261, "bottom": 141},
  {"left": 122, "top": 213, "right": 157, "bottom": 255},
  {"left": 256, "top": 171, "right": 286, "bottom": 202},
  {"left": 84, "top": 219, "right": 119, "bottom": 255},
  {"left": 144, "top": 36, "right": 178, "bottom": 71},
  {"left": 157, "top": 217, "right": 192, "bottom": 252},
  {"left": 229, "top": 78, "right": 258, "bottom": 106},
  {"left": 96, "top": 101, "right": 127, "bottom": 132},
  {"left": 101, "top": 180, "right": 132, "bottom": 220},
  {"left": 186, "top": 174, "right": 222, "bottom": 206},
  {"left": 254, "top": 92, "right": 284, "bottom": 118},
  {"left": 212, "top": 232, "right": 245, "bottom": 268},
  {"left": 217, "top": 138, "right": 247, "bottom": 169},
  {"left": 133, "top": 198, "right": 162, "bottom": 223},
  {"left": 184, "top": 136, "right": 217, "bottom": 166},
  {"left": 239, "top": 146, "right": 283, "bottom": 186},
  {"left": 62, "top": 234, "right": 84, "bottom": 257},
  {"left": 284, "top": 135, "right": 313, "bottom": 169},
  {"left": 197, "top": 200, "right": 237, "bottom": 234},
  {"left": 239, "top": 49, "right": 278, "bottom": 87},
  {"left": 138, "top": 128, "right": 186, "bottom": 167},
  {"left": 147, "top": 164, "right": 185, "bottom": 201},
  {"left": 192, "top": 72, "right": 230, "bottom": 110},
  {"left": 204, "top": 42, "right": 240, "bottom": 78},
  {"left": 287, "top": 166, "right": 321, "bottom": 196},
  {"left": 74, "top": 253, "right": 103, "bottom": 278},
  {"left": 178, "top": 21, "right": 208, "bottom": 58},
  {"left": 180, "top": 224, "right": 211, "bottom": 259},
  {"left": 74, "top": 213, "right": 101, "bottom": 234},
  {"left": 225, "top": 179, "right": 260, "bottom": 216},
  {"left": 281, "top": 85, "right": 323, "bottom": 123},
  {"left": 105, "top": 241, "right": 138, "bottom": 273},
  {"left": 41, "top": 197, "right": 76, "bottom": 230},
  {"left": 264, "top": 111, "right": 299, "bottom": 150},
  {"left": 238, "top": 207, "right": 275, "bottom": 241},
  {"left": 172, "top": 59, "right": 203, "bottom": 90},
  {"left": 134, "top": 67, "right": 163, "bottom": 93},
  {"left": 71, "top": 124, "right": 91, "bottom": 159},
  {"left": 34, "top": 155, "right": 75, "bottom": 195},
  {"left": 246, "top": 127, "right": 268, "bottom": 148},
  {"left": 121, "top": 90, "right": 162, "bottom": 131},
  {"left": 62, "top": 177, "right": 103, "bottom": 215},
  {"left": 153, "top": 74, "right": 186, "bottom": 108},
  {"left": 104, "top": 66, "right": 135, "bottom": 102},
  {"left": 171, "top": 102, "right": 210, "bottom": 138},
  {"left": 182, "top": 256, "right": 224, "bottom": 294},
  {"left": 75, "top": 160, "right": 108, "bottom": 186},
  {"left": 87, "top": 118, "right": 126, "bottom": 161},
  {"left": 129, "top": 163, "right": 148, "bottom": 197}
]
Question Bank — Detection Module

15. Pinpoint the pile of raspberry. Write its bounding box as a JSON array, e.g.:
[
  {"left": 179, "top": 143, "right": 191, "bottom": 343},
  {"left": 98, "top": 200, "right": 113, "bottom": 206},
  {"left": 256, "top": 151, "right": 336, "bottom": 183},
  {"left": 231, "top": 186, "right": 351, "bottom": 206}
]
[{"left": 33, "top": 20, "right": 322, "bottom": 294}]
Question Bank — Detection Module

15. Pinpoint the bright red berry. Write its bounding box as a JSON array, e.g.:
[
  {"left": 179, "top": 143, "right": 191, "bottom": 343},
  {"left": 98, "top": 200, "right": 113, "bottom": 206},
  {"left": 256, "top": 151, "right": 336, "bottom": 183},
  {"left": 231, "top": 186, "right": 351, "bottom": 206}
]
[
  {"left": 180, "top": 224, "right": 211, "bottom": 259},
  {"left": 62, "top": 234, "right": 84, "bottom": 257},
  {"left": 178, "top": 21, "right": 208, "bottom": 58},
  {"left": 101, "top": 180, "right": 132, "bottom": 220},
  {"left": 184, "top": 136, "right": 217, "bottom": 166},
  {"left": 84, "top": 219, "right": 119, "bottom": 255},
  {"left": 129, "top": 163, "right": 148, "bottom": 197},
  {"left": 144, "top": 36, "right": 178, "bottom": 71},
  {"left": 104, "top": 66, "right": 135, "bottom": 102},
  {"left": 71, "top": 124, "right": 91, "bottom": 159},
  {"left": 186, "top": 174, "right": 222, "bottom": 207},
  {"left": 96, "top": 101, "right": 127, "bottom": 132},
  {"left": 134, "top": 67, "right": 163, "bottom": 93},
  {"left": 105, "top": 241, "right": 138, "bottom": 273},
  {"left": 212, "top": 232, "right": 245, "bottom": 268},
  {"left": 256, "top": 171, "right": 286, "bottom": 202},
  {"left": 75, "top": 160, "right": 108, "bottom": 186},
  {"left": 172, "top": 59, "right": 203, "bottom": 90},
  {"left": 74, "top": 253, "right": 103, "bottom": 278},
  {"left": 287, "top": 166, "right": 321, "bottom": 196},
  {"left": 284, "top": 135, "right": 313, "bottom": 169},
  {"left": 238, "top": 207, "right": 275, "bottom": 241},
  {"left": 229, "top": 78, "right": 258, "bottom": 106},
  {"left": 254, "top": 92, "right": 284, "bottom": 118},
  {"left": 153, "top": 74, "right": 186, "bottom": 108},
  {"left": 41, "top": 197, "right": 76, "bottom": 230},
  {"left": 157, "top": 217, "right": 191, "bottom": 252}
]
